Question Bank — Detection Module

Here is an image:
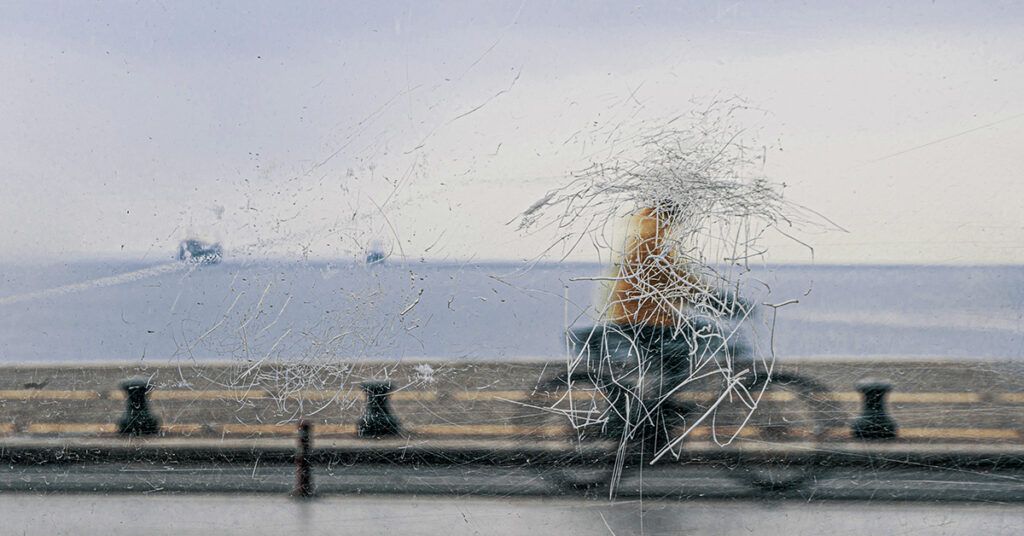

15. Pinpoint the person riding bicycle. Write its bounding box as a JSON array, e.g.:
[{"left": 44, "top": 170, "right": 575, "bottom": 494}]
[
  {"left": 553, "top": 202, "right": 830, "bottom": 482},
  {"left": 570, "top": 201, "right": 748, "bottom": 403},
  {"left": 561, "top": 201, "right": 708, "bottom": 449},
  {"left": 605, "top": 202, "right": 700, "bottom": 381}
]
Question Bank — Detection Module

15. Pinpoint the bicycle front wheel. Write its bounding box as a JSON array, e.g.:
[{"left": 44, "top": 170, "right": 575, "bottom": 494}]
[{"left": 711, "top": 372, "right": 838, "bottom": 491}]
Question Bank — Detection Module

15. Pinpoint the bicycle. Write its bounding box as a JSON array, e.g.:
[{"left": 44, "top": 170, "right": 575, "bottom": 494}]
[{"left": 521, "top": 322, "right": 841, "bottom": 493}]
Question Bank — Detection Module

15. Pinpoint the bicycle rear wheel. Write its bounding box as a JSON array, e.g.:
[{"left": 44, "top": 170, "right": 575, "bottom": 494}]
[{"left": 519, "top": 370, "right": 622, "bottom": 493}]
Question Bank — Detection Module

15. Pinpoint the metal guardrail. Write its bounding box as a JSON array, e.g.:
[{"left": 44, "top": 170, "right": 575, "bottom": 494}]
[
  {"left": 3, "top": 375, "right": 1019, "bottom": 468},
  {"left": 1, "top": 374, "right": 1021, "bottom": 500}
]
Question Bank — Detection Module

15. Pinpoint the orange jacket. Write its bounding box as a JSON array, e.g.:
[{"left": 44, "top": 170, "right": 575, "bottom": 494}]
[{"left": 606, "top": 207, "right": 704, "bottom": 327}]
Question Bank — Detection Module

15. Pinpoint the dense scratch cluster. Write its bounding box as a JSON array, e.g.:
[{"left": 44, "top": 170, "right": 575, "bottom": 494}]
[
  {"left": 174, "top": 263, "right": 425, "bottom": 421},
  {"left": 518, "top": 100, "right": 813, "bottom": 491}
]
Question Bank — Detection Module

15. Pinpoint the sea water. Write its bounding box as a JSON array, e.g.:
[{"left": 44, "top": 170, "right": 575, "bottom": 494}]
[{"left": 0, "top": 259, "right": 1020, "bottom": 363}]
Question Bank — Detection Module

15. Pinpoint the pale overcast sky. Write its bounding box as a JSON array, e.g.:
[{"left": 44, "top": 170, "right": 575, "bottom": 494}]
[{"left": 1, "top": 1, "right": 1022, "bottom": 264}]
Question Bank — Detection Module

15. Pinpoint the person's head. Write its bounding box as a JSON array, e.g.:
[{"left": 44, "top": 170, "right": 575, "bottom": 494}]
[{"left": 653, "top": 199, "right": 682, "bottom": 222}]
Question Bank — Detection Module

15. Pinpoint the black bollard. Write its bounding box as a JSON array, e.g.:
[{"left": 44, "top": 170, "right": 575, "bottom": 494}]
[
  {"left": 358, "top": 381, "right": 402, "bottom": 438},
  {"left": 292, "top": 420, "right": 314, "bottom": 498},
  {"left": 851, "top": 378, "right": 898, "bottom": 440},
  {"left": 117, "top": 376, "right": 161, "bottom": 436}
]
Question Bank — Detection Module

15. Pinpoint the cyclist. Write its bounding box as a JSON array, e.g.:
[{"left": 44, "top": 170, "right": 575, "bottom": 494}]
[
  {"left": 563, "top": 202, "right": 703, "bottom": 448},
  {"left": 568, "top": 202, "right": 752, "bottom": 443},
  {"left": 573, "top": 202, "right": 705, "bottom": 381}
]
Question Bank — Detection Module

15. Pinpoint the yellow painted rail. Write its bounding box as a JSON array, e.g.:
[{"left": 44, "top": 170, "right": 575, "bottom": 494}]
[
  {"left": 5, "top": 422, "right": 1021, "bottom": 443},
  {"left": 0, "top": 389, "right": 1014, "bottom": 404}
]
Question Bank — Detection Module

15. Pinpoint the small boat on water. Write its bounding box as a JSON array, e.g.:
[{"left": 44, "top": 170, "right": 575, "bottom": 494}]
[{"left": 177, "top": 239, "right": 223, "bottom": 265}]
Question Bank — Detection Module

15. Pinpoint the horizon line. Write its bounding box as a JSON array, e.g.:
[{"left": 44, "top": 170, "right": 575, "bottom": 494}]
[{"left": 1, "top": 253, "right": 1022, "bottom": 269}]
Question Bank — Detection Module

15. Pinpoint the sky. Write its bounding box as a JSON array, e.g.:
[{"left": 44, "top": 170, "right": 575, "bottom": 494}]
[{"left": 1, "top": 1, "right": 1022, "bottom": 265}]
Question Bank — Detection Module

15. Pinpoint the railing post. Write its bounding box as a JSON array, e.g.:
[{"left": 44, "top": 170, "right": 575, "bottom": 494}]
[
  {"left": 292, "top": 420, "right": 314, "bottom": 498},
  {"left": 117, "top": 377, "right": 160, "bottom": 436},
  {"left": 851, "top": 378, "right": 898, "bottom": 440},
  {"left": 358, "top": 381, "right": 402, "bottom": 438}
]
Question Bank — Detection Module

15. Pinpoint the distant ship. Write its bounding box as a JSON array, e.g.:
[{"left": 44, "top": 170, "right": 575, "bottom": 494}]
[
  {"left": 365, "top": 249, "right": 386, "bottom": 265},
  {"left": 178, "top": 239, "right": 223, "bottom": 264},
  {"left": 365, "top": 240, "right": 387, "bottom": 265}
]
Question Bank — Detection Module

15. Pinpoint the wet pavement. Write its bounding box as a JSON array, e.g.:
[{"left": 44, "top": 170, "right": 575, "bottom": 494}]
[
  {"left": 3, "top": 461, "right": 1023, "bottom": 503},
  {"left": 3, "top": 493, "right": 1022, "bottom": 535}
]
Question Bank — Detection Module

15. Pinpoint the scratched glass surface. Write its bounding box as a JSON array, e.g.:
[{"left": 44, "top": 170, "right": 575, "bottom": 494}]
[{"left": 1, "top": 2, "right": 1022, "bottom": 535}]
